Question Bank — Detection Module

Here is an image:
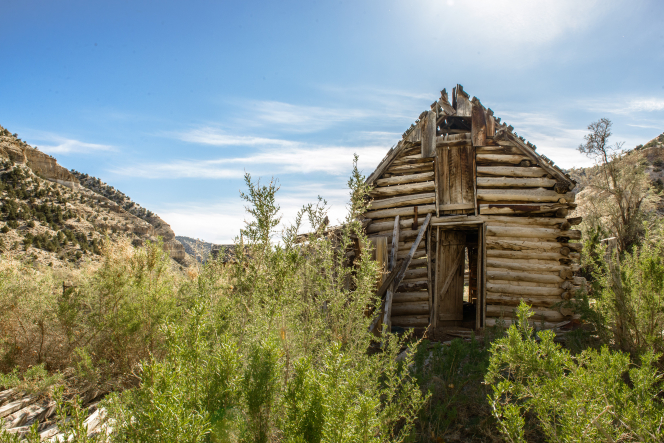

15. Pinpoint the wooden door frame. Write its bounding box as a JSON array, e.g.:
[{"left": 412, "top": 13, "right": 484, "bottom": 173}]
[{"left": 431, "top": 219, "right": 486, "bottom": 330}]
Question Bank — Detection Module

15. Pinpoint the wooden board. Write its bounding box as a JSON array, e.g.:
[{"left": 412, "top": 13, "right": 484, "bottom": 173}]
[
  {"left": 436, "top": 231, "right": 465, "bottom": 322},
  {"left": 421, "top": 110, "right": 436, "bottom": 158},
  {"left": 471, "top": 99, "right": 487, "bottom": 147},
  {"left": 436, "top": 143, "right": 476, "bottom": 215}
]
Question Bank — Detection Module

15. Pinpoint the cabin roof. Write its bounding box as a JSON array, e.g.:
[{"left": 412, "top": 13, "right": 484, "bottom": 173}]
[{"left": 366, "top": 84, "right": 576, "bottom": 192}]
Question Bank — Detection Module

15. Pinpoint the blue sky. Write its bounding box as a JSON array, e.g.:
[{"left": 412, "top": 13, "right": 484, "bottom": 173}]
[{"left": 2, "top": 0, "right": 663, "bottom": 243}]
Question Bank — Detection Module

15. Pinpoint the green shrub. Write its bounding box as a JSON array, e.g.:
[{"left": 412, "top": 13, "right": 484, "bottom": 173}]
[{"left": 486, "top": 302, "right": 664, "bottom": 442}]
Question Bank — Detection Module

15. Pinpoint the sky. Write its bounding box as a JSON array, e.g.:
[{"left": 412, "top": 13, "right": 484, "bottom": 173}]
[{"left": 1, "top": 0, "right": 663, "bottom": 243}]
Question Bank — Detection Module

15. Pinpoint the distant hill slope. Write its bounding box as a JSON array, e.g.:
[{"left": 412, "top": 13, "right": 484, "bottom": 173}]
[
  {"left": 176, "top": 236, "right": 214, "bottom": 263},
  {"left": 0, "top": 124, "right": 189, "bottom": 267}
]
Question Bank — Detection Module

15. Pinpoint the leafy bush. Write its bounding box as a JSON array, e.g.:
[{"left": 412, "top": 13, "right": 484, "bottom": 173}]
[
  {"left": 486, "top": 302, "right": 664, "bottom": 443},
  {"left": 106, "top": 159, "right": 427, "bottom": 442}
]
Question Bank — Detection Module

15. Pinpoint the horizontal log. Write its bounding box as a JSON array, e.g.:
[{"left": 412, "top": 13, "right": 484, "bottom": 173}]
[
  {"left": 486, "top": 305, "right": 566, "bottom": 322},
  {"left": 391, "top": 157, "right": 432, "bottom": 166},
  {"left": 364, "top": 205, "right": 436, "bottom": 220},
  {"left": 487, "top": 269, "right": 563, "bottom": 284},
  {"left": 484, "top": 317, "right": 566, "bottom": 330},
  {"left": 396, "top": 249, "right": 427, "bottom": 260},
  {"left": 487, "top": 239, "right": 567, "bottom": 253},
  {"left": 386, "top": 163, "right": 434, "bottom": 174},
  {"left": 369, "top": 192, "right": 436, "bottom": 210},
  {"left": 476, "top": 154, "right": 529, "bottom": 164},
  {"left": 392, "top": 301, "right": 430, "bottom": 316},
  {"left": 392, "top": 291, "right": 429, "bottom": 303},
  {"left": 409, "top": 258, "right": 428, "bottom": 269},
  {"left": 478, "top": 189, "right": 575, "bottom": 203},
  {"left": 391, "top": 315, "right": 429, "bottom": 328},
  {"left": 369, "top": 228, "right": 421, "bottom": 242},
  {"left": 367, "top": 215, "right": 468, "bottom": 232},
  {"left": 487, "top": 283, "right": 563, "bottom": 297},
  {"left": 439, "top": 202, "right": 476, "bottom": 211},
  {"left": 477, "top": 166, "right": 549, "bottom": 178},
  {"left": 404, "top": 268, "right": 428, "bottom": 280},
  {"left": 567, "top": 216, "right": 582, "bottom": 226},
  {"left": 398, "top": 239, "right": 425, "bottom": 252},
  {"left": 0, "top": 396, "right": 36, "bottom": 419},
  {"left": 375, "top": 172, "right": 434, "bottom": 187},
  {"left": 397, "top": 281, "right": 428, "bottom": 292},
  {"left": 370, "top": 181, "right": 435, "bottom": 198},
  {"left": 483, "top": 215, "right": 567, "bottom": 226},
  {"left": 480, "top": 203, "right": 570, "bottom": 216},
  {"left": 486, "top": 293, "right": 564, "bottom": 307},
  {"left": 567, "top": 243, "right": 583, "bottom": 252},
  {"left": 477, "top": 177, "right": 557, "bottom": 188},
  {"left": 487, "top": 259, "right": 571, "bottom": 273},
  {"left": 487, "top": 249, "right": 570, "bottom": 261},
  {"left": 487, "top": 226, "right": 581, "bottom": 240},
  {"left": 476, "top": 145, "right": 522, "bottom": 154}
]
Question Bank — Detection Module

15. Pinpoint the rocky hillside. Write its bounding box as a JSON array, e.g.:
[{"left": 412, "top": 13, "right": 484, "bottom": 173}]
[
  {"left": 0, "top": 125, "right": 188, "bottom": 267},
  {"left": 175, "top": 236, "right": 215, "bottom": 263}
]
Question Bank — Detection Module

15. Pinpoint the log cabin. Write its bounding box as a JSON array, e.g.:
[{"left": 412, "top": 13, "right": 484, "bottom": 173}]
[{"left": 364, "top": 85, "right": 582, "bottom": 334}]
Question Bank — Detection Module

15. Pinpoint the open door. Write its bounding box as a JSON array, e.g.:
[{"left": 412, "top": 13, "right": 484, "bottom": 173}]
[{"left": 433, "top": 223, "right": 485, "bottom": 329}]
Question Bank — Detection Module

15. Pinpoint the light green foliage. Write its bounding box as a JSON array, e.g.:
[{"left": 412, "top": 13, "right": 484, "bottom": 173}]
[
  {"left": 107, "top": 157, "right": 426, "bottom": 442},
  {"left": 575, "top": 223, "right": 664, "bottom": 355},
  {"left": 486, "top": 301, "right": 664, "bottom": 443},
  {"left": 0, "top": 363, "right": 62, "bottom": 393}
]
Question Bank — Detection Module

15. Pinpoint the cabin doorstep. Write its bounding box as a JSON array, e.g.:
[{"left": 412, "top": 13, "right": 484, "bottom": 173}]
[{"left": 364, "top": 84, "right": 581, "bottom": 334}]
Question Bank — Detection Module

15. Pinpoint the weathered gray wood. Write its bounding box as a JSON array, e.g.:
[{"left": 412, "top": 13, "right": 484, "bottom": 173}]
[
  {"left": 391, "top": 315, "right": 429, "bottom": 328},
  {"left": 486, "top": 293, "right": 564, "bottom": 307},
  {"left": 471, "top": 98, "right": 487, "bottom": 147},
  {"left": 393, "top": 214, "right": 432, "bottom": 287},
  {"left": 370, "top": 181, "right": 435, "bottom": 197},
  {"left": 480, "top": 203, "right": 570, "bottom": 215},
  {"left": 436, "top": 245, "right": 465, "bottom": 322},
  {"left": 477, "top": 177, "right": 557, "bottom": 188},
  {"left": 478, "top": 189, "right": 575, "bottom": 203},
  {"left": 364, "top": 204, "right": 436, "bottom": 220},
  {"left": 392, "top": 302, "right": 429, "bottom": 316},
  {"left": 486, "top": 304, "right": 566, "bottom": 321},
  {"left": 382, "top": 216, "right": 401, "bottom": 332},
  {"left": 568, "top": 216, "right": 583, "bottom": 226},
  {"left": 365, "top": 141, "right": 408, "bottom": 185},
  {"left": 485, "top": 317, "right": 563, "bottom": 330},
  {"left": 368, "top": 193, "right": 436, "bottom": 210},
  {"left": 392, "top": 291, "right": 429, "bottom": 303},
  {"left": 389, "top": 216, "right": 400, "bottom": 272},
  {"left": 487, "top": 238, "right": 569, "bottom": 253},
  {"left": 488, "top": 259, "right": 572, "bottom": 273},
  {"left": 487, "top": 225, "right": 581, "bottom": 240},
  {"left": 476, "top": 166, "right": 548, "bottom": 178},
  {"left": 0, "top": 396, "right": 36, "bottom": 419},
  {"left": 386, "top": 162, "right": 434, "bottom": 174},
  {"left": 476, "top": 154, "right": 529, "bottom": 164},
  {"left": 454, "top": 85, "right": 472, "bottom": 117},
  {"left": 487, "top": 249, "right": 568, "bottom": 261},
  {"left": 487, "top": 270, "right": 563, "bottom": 284},
  {"left": 483, "top": 215, "right": 568, "bottom": 226},
  {"left": 375, "top": 172, "right": 434, "bottom": 187},
  {"left": 421, "top": 110, "right": 437, "bottom": 158},
  {"left": 487, "top": 283, "right": 563, "bottom": 297},
  {"left": 438, "top": 88, "right": 455, "bottom": 115}
]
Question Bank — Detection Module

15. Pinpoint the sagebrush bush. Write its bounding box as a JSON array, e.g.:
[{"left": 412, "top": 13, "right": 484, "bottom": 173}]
[
  {"left": 105, "top": 158, "right": 427, "bottom": 442},
  {"left": 486, "top": 302, "right": 664, "bottom": 443}
]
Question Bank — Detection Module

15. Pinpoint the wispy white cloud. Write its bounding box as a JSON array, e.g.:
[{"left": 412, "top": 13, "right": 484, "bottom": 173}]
[
  {"left": 113, "top": 144, "right": 387, "bottom": 179},
  {"left": 177, "top": 127, "right": 298, "bottom": 147},
  {"left": 584, "top": 96, "right": 664, "bottom": 115},
  {"left": 23, "top": 131, "right": 114, "bottom": 155}
]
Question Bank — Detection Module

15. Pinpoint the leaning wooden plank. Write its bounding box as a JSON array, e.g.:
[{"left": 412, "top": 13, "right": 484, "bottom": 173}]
[
  {"left": 365, "top": 141, "right": 407, "bottom": 185},
  {"left": 477, "top": 177, "right": 557, "bottom": 188},
  {"left": 368, "top": 228, "right": 422, "bottom": 242},
  {"left": 375, "top": 172, "right": 434, "bottom": 187},
  {"left": 487, "top": 270, "right": 563, "bottom": 284},
  {"left": 368, "top": 193, "right": 436, "bottom": 211},
  {"left": 370, "top": 181, "right": 435, "bottom": 197},
  {"left": 477, "top": 166, "right": 549, "bottom": 178},
  {"left": 487, "top": 283, "right": 563, "bottom": 297},
  {"left": 487, "top": 226, "right": 581, "bottom": 240},
  {"left": 392, "top": 302, "right": 430, "bottom": 316},
  {"left": 478, "top": 189, "right": 575, "bottom": 203},
  {"left": 397, "top": 239, "right": 426, "bottom": 252},
  {"left": 391, "top": 315, "right": 430, "bottom": 328},
  {"left": 383, "top": 216, "right": 400, "bottom": 332},
  {"left": 392, "top": 214, "right": 432, "bottom": 287},
  {"left": 476, "top": 154, "right": 529, "bottom": 164}
]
